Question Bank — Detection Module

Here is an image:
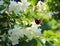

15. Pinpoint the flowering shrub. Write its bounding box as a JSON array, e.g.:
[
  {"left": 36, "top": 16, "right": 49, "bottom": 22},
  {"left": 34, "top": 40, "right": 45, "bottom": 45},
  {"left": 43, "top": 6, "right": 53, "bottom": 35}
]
[{"left": 0, "top": 0, "right": 60, "bottom": 46}]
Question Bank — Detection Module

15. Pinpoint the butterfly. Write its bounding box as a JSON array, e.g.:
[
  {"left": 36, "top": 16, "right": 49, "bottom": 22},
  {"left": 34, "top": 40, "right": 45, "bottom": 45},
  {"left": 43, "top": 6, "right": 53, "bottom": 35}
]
[
  {"left": 34, "top": 18, "right": 43, "bottom": 25},
  {"left": 14, "top": 0, "right": 21, "bottom": 2}
]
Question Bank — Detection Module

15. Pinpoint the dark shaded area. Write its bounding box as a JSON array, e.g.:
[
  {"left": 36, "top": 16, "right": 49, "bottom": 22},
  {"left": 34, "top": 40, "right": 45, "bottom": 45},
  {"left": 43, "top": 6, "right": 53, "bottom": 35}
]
[{"left": 14, "top": 0, "right": 21, "bottom": 2}]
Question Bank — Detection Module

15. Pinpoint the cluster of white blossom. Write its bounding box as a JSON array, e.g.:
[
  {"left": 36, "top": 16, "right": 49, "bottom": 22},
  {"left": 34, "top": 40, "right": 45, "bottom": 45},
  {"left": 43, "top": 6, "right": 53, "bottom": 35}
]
[
  {"left": 8, "top": 21, "right": 41, "bottom": 45},
  {"left": 9, "top": 0, "right": 30, "bottom": 13},
  {"left": 37, "top": 1, "right": 46, "bottom": 11},
  {"left": 25, "top": 21, "right": 41, "bottom": 41},
  {"left": 8, "top": 26, "right": 25, "bottom": 45}
]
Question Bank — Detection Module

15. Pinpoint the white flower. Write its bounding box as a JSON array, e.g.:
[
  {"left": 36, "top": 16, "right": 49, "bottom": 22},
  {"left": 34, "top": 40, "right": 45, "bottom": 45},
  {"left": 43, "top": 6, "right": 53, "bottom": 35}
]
[
  {"left": 8, "top": 21, "right": 42, "bottom": 45},
  {"left": 21, "top": 0, "right": 27, "bottom": 3},
  {"left": 9, "top": 1, "right": 22, "bottom": 13},
  {"left": 0, "top": 0, "right": 4, "bottom": 5},
  {"left": 9, "top": 0, "right": 30, "bottom": 13},
  {"left": 0, "top": 33, "right": 6, "bottom": 41},
  {"left": 31, "top": 21, "right": 41, "bottom": 28},
  {"left": 22, "top": 21, "right": 28, "bottom": 25},
  {"left": 25, "top": 27, "right": 41, "bottom": 40},
  {"left": 8, "top": 25, "right": 24, "bottom": 45},
  {"left": 18, "top": 29, "right": 26, "bottom": 38},
  {"left": 41, "top": 39, "right": 46, "bottom": 44},
  {"left": 0, "top": 35, "right": 5, "bottom": 41},
  {"left": 31, "top": 23, "right": 41, "bottom": 38},
  {"left": 8, "top": 30, "right": 20, "bottom": 45},
  {"left": 25, "top": 21, "right": 41, "bottom": 40},
  {"left": 20, "top": 0, "right": 30, "bottom": 11},
  {"left": 48, "top": 12, "right": 53, "bottom": 18},
  {"left": 37, "top": 1, "right": 46, "bottom": 11},
  {"left": 48, "top": 11, "right": 59, "bottom": 18},
  {"left": 53, "top": 11, "right": 59, "bottom": 14},
  {"left": 8, "top": 36, "right": 19, "bottom": 45},
  {"left": 25, "top": 27, "right": 34, "bottom": 40}
]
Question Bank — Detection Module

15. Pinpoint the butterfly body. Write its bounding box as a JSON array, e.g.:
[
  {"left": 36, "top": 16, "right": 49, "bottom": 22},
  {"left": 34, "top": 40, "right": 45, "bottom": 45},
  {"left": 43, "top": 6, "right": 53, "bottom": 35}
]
[{"left": 34, "top": 18, "right": 42, "bottom": 25}]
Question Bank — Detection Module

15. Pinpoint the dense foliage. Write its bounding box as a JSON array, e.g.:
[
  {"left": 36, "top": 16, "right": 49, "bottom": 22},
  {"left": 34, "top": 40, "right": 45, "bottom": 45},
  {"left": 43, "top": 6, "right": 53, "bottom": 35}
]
[{"left": 0, "top": 0, "right": 60, "bottom": 46}]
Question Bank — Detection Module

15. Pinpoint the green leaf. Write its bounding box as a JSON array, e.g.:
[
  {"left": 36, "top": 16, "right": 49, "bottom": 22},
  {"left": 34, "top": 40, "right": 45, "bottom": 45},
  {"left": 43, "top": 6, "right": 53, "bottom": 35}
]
[
  {"left": 45, "top": 41, "right": 53, "bottom": 46},
  {"left": 36, "top": 39, "right": 42, "bottom": 46}
]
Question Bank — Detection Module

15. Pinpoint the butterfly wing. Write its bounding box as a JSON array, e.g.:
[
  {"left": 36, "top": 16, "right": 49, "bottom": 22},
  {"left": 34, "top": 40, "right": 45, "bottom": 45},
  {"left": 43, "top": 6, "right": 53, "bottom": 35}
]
[
  {"left": 34, "top": 18, "right": 40, "bottom": 24},
  {"left": 39, "top": 18, "right": 43, "bottom": 24},
  {"left": 34, "top": 18, "right": 43, "bottom": 25}
]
